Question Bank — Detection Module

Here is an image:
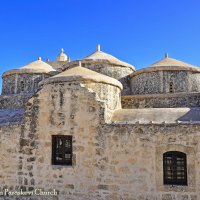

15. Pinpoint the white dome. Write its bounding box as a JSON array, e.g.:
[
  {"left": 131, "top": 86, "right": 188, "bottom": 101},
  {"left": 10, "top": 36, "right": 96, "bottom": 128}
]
[
  {"left": 82, "top": 45, "right": 135, "bottom": 70},
  {"left": 2, "top": 57, "right": 56, "bottom": 77},
  {"left": 57, "top": 48, "right": 68, "bottom": 61}
]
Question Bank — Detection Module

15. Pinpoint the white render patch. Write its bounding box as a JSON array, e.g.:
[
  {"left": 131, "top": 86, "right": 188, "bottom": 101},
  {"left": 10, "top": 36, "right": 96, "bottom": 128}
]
[{"left": 112, "top": 107, "right": 200, "bottom": 124}]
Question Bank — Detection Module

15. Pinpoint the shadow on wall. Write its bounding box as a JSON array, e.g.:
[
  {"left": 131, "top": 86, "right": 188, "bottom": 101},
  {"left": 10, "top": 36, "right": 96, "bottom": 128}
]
[
  {"left": 0, "top": 108, "right": 24, "bottom": 125},
  {"left": 178, "top": 107, "right": 200, "bottom": 123}
]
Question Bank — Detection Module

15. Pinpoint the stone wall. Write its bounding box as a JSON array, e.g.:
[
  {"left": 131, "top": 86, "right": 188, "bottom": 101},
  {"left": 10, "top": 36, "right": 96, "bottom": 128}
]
[
  {"left": 122, "top": 92, "right": 200, "bottom": 108},
  {"left": 130, "top": 71, "right": 200, "bottom": 95},
  {"left": 47, "top": 61, "right": 67, "bottom": 70},
  {"left": 14, "top": 81, "right": 200, "bottom": 199},
  {"left": 86, "top": 83, "right": 121, "bottom": 122},
  {"left": 189, "top": 73, "right": 200, "bottom": 92},
  {"left": 0, "top": 94, "right": 33, "bottom": 109},
  {"left": 2, "top": 74, "right": 51, "bottom": 95},
  {"left": 2, "top": 75, "right": 16, "bottom": 95},
  {"left": 18, "top": 82, "right": 104, "bottom": 199},
  {"left": 82, "top": 63, "right": 134, "bottom": 95},
  {"left": 0, "top": 125, "right": 21, "bottom": 191},
  {"left": 98, "top": 123, "right": 200, "bottom": 200},
  {"left": 2, "top": 79, "right": 200, "bottom": 199},
  {"left": 1, "top": 122, "right": 200, "bottom": 199}
]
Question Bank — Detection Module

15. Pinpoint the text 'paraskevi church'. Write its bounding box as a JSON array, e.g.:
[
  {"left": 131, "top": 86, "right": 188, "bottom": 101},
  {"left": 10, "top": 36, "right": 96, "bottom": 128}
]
[{"left": 0, "top": 46, "right": 200, "bottom": 200}]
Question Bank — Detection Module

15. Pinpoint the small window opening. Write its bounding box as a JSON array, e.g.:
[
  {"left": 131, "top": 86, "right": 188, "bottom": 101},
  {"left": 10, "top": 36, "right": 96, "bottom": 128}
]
[
  {"left": 52, "top": 135, "right": 72, "bottom": 166},
  {"left": 169, "top": 81, "right": 174, "bottom": 93},
  {"left": 21, "top": 81, "right": 25, "bottom": 92}
]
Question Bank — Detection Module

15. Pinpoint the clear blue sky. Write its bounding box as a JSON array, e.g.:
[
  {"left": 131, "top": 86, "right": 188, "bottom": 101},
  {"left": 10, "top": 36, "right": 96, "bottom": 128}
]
[{"left": 1, "top": 0, "right": 200, "bottom": 77}]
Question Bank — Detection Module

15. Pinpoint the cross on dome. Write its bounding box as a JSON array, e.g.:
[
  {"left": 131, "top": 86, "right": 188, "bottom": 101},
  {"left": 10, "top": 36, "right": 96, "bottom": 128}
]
[
  {"left": 165, "top": 53, "right": 169, "bottom": 58},
  {"left": 97, "top": 44, "right": 101, "bottom": 51}
]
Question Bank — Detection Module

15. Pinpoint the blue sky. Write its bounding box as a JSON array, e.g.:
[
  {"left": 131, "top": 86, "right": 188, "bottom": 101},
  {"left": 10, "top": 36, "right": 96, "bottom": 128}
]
[{"left": 1, "top": 0, "right": 200, "bottom": 78}]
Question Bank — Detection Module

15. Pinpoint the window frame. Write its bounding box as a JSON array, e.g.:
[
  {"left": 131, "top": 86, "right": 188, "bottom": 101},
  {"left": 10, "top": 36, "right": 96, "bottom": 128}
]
[
  {"left": 163, "top": 151, "right": 187, "bottom": 186},
  {"left": 52, "top": 135, "right": 72, "bottom": 166}
]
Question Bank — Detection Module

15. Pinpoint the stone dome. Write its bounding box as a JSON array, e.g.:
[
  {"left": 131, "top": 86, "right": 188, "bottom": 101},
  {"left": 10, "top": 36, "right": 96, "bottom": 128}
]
[
  {"left": 3, "top": 58, "right": 56, "bottom": 78},
  {"left": 41, "top": 62, "right": 122, "bottom": 90},
  {"left": 60, "top": 45, "right": 135, "bottom": 71},
  {"left": 130, "top": 55, "right": 200, "bottom": 95},
  {"left": 82, "top": 45, "right": 134, "bottom": 70},
  {"left": 56, "top": 45, "right": 134, "bottom": 95},
  {"left": 131, "top": 54, "right": 200, "bottom": 77},
  {"left": 56, "top": 48, "right": 68, "bottom": 61}
]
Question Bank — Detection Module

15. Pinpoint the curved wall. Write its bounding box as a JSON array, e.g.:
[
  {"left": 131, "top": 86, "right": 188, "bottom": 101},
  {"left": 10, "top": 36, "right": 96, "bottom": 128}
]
[
  {"left": 83, "top": 63, "right": 134, "bottom": 95},
  {"left": 130, "top": 70, "right": 200, "bottom": 95},
  {"left": 2, "top": 74, "right": 51, "bottom": 95}
]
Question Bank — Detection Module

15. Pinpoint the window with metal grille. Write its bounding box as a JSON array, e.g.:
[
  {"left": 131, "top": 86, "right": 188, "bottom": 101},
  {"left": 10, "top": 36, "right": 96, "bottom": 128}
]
[
  {"left": 52, "top": 135, "right": 72, "bottom": 166},
  {"left": 169, "top": 81, "right": 174, "bottom": 93},
  {"left": 163, "top": 151, "right": 187, "bottom": 185}
]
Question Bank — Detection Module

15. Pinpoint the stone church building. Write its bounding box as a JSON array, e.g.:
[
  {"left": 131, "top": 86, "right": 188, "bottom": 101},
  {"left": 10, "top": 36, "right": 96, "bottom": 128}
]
[{"left": 0, "top": 46, "right": 200, "bottom": 200}]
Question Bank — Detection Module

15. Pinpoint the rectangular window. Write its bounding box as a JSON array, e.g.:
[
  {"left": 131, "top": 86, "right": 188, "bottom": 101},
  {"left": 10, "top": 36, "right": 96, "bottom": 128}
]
[
  {"left": 163, "top": 151, "right": 187, "bottom": 185},
  {"left": 52, "top": 135, "right": 72, "bottom": 166}
]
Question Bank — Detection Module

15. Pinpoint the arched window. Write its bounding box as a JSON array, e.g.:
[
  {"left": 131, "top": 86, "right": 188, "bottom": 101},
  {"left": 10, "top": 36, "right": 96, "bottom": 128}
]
[
  {"left": 163, "top": 151, "right": 187, "bottom": 185},
  {"left": 169, "top": 81, "right": 174, "bottom": 93}
]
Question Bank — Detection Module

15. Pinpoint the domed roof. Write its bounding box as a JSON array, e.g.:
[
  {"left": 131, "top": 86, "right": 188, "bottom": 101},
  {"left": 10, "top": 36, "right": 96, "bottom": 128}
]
[
  {"left": 41, "top": 62, "right": 122, "bottom": 89},
  {"left": 3, "top": 58, "right": 56, "bottom": 78},
  {"left": 56, "top": 48, "right": 68, "bottom": 61},
  {"left": 131, "top": 54, "right": 200, "bottom": 77},
  {"left": 82, "top": 45, "right": 134, "bottom": 69},
  {"left": 60, "top": 45, "right": 135, "bottom": 71}
]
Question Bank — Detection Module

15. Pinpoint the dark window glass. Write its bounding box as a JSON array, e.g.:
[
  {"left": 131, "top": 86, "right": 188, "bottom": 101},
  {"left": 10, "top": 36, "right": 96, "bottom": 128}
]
[
  {"left": 52, "top": 135, "right": 72, "bottom": 166},
  {"left": 163, "top": 151, "right": 187, "bottom": 185}
]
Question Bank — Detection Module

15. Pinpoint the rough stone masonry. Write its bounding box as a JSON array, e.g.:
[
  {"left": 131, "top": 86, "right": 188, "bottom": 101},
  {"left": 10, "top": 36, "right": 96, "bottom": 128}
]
[{"left": 0, "top": 47, "right": 200, "bottom": 200}]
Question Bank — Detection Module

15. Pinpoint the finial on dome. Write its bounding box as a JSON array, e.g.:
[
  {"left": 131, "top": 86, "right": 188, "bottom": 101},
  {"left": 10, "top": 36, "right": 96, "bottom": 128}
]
[
  {"left": 78, "top": 61, "right": 82, "bottom": 67},
  {"left": 97, "top": 44, "right": 101, "bottom": 51},
  {"left": 165, "top": 53, "right": 168, "bottom": 58},
  {"left": 38, "top": 57, "right": 42, "bottom": 61},
  {"left": 61, "top": 48, "right": 64, "bottom": 53}
]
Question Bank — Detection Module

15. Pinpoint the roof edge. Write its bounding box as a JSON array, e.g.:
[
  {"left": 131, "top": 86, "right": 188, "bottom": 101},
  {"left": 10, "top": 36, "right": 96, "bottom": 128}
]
[
  {"left": 2, "top": 69, "right": 57, "bottom": 78},
  {"left": 40, "top": 75, "right": 123, "bottom": 90},
  {"left": 130, "top": 66, "right": 200, "bottom": 78},
  {"left": 60, "top": 60, "right": 135, "bottom": 72}
]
